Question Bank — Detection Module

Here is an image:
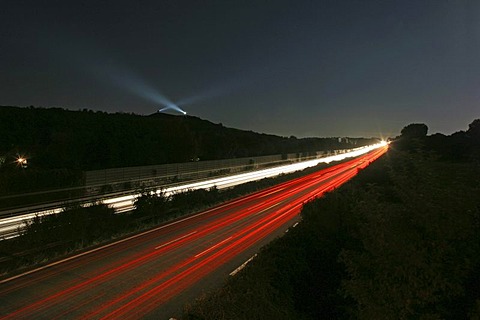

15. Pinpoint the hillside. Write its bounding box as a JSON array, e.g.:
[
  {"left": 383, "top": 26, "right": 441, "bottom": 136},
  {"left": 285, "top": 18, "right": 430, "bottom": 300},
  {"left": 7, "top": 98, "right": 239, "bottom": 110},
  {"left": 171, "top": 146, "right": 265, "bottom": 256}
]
[
  {"left": 0, "top": 106, "right": 375, "bottom": 171},
  {"left": 0, "top": 106, "right": 376, "bottom": 195}
]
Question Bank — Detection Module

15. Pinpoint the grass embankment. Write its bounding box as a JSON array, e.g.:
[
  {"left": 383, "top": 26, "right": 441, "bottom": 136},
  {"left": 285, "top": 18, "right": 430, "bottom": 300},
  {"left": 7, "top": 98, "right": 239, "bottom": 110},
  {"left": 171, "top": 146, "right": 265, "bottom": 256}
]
[
  {"left": 183, "top": 139, "right": 480, "bottom": 319},
  {"left": 0, "top": 160, "right": 339, "bottom": 277}
]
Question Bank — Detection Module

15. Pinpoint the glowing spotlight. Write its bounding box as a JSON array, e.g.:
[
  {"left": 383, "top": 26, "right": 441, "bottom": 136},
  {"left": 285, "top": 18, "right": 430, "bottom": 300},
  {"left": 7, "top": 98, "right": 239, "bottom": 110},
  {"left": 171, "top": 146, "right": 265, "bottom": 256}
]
[{"left": 158, "top": 105, "right": 187, "bottom": 115}]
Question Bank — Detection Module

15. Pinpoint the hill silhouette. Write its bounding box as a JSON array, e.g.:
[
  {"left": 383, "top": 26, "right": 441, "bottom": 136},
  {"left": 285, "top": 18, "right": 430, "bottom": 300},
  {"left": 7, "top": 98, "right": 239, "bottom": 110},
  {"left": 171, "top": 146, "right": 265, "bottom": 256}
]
[
  {"left": 0, "top": 106, "right": 376, "bottom": 171},
  {"left": 0, "top": 106, "right": 377, "bottom": 195}
]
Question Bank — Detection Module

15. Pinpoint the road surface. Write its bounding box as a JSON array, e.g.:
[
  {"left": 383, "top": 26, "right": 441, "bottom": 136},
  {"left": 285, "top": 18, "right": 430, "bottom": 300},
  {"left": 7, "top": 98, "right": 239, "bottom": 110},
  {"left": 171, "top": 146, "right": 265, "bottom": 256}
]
[
  {"left": 0, "top": 142, "right": 384, "bottom": 239},
  {"left": 0, "top": 146, "right": 387, "bottom": 319}
]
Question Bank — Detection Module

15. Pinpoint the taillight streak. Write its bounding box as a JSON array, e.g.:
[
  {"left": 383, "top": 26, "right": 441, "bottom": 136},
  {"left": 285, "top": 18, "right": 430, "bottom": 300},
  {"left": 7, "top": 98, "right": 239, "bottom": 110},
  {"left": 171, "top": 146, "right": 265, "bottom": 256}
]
[{"left": 0, "top": 146, "right": 388, "bottom": 319}]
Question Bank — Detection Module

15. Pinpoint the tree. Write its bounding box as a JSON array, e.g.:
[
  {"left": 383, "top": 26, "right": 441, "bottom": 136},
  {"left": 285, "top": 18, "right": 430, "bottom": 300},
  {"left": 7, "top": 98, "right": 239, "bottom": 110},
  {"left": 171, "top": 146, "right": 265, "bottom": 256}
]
[
  {"left": 400, "top": 123, "right": 428, "bottom": 139},
  {"left": 467, "top": 119, "right": 480, "bottom": 139},
  {"left": 133, "top": 189, "right": 169, "bottom": 219}
]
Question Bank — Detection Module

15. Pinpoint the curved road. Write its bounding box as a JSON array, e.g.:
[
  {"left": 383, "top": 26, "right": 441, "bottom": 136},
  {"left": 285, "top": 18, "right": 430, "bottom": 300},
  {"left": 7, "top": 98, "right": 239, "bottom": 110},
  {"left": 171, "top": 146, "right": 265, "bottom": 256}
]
[
  {"left": 0, "top": 146, "right": 387, "bottom": 319},
  {"left": 0, "top": 143, "right": 382, "bottom": 239}
]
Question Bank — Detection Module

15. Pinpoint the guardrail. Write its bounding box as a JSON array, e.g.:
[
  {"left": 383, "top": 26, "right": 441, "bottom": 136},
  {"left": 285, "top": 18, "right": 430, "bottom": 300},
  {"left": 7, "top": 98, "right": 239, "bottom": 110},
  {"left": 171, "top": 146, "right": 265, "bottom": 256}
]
[
  {"left": 0, "top": 148, "right": 354, "bottom": 216},
  {"left": 0, "top": 143, "right": 380, "bottom": 239}
]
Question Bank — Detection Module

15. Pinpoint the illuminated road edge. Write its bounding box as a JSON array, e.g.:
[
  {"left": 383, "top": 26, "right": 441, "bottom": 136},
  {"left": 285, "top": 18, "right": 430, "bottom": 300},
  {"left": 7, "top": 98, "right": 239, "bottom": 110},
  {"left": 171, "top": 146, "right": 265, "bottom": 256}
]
[{"left": 0, "top": 142, "right": 387, "bottom": 238}]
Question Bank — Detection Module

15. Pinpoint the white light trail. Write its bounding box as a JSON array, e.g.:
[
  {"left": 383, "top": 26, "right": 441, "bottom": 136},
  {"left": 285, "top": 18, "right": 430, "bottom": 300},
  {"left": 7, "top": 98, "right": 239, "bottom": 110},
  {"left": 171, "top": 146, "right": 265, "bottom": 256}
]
[{"left": 0, "top": 142, "right": 386, "bottom": 238}]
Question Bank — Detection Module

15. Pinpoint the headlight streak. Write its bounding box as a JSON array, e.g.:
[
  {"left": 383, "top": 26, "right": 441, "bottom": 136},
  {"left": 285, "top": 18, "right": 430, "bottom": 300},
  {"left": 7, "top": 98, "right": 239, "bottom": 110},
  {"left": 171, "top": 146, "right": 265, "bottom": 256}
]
[{"left": 0, "top": 142, "right": 386, "bottom": 239}]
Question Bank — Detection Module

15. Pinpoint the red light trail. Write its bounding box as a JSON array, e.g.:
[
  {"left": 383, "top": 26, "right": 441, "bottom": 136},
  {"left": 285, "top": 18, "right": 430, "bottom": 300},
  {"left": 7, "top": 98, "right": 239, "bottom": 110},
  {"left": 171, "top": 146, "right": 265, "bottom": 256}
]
[{"left": 0, "top": 146, "right": 387, "bottom": 319}]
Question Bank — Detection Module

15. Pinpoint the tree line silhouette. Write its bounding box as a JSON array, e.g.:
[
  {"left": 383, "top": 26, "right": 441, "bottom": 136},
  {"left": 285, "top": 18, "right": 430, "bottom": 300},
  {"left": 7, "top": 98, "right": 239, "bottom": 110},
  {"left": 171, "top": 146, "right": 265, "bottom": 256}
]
[{"left": 0, "top": 106, "right": 376, "bottom": 195}]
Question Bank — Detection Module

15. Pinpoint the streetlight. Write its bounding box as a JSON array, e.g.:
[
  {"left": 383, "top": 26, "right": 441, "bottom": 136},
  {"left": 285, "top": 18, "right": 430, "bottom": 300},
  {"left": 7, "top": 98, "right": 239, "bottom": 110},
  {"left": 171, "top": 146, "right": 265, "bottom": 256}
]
[{"left": 16, "top": 156, "right": 28, "bottom": 168}]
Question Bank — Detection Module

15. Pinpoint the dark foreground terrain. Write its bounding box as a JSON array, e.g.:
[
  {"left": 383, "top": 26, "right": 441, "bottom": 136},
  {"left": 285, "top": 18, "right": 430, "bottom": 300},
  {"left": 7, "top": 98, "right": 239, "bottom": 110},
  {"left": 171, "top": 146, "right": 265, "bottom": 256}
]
[{"left": 184, "top": 121, "right": 480, "bottom": 319}]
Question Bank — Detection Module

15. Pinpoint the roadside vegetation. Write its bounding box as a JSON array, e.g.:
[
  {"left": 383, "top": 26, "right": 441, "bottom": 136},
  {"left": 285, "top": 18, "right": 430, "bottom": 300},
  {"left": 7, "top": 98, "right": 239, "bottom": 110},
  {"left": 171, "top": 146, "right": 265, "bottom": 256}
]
[
  {"left": 0, "top": 159, "right": 340, "bottom": 277},
  {"left": 183, "top": 120, "right": 480, "bottom": 319}
]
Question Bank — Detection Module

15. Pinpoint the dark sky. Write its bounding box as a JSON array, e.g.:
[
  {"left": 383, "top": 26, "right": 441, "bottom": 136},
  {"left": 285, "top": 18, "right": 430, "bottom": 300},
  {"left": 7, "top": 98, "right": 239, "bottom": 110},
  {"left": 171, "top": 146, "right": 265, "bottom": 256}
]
[{"left": 1, "top": 1, "right": 479, "bottom": 138}]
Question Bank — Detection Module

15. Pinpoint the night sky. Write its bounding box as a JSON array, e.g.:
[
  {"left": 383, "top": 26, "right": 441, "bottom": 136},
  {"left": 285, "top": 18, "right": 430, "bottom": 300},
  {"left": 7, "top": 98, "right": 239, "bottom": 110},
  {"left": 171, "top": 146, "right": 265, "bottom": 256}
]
[{"left": 1, "top": 1, "right": 479, "bottom": 138}]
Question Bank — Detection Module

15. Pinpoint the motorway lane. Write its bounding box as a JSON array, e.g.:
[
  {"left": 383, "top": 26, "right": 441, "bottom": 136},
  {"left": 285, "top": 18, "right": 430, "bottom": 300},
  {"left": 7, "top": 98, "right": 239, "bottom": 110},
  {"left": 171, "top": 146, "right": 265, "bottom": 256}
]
[
  {"left": 0, "top": 143, "right": 384, "bottom": 239},
  {"left": 0, "top": 146, "right": 387, "bottom": 319}
]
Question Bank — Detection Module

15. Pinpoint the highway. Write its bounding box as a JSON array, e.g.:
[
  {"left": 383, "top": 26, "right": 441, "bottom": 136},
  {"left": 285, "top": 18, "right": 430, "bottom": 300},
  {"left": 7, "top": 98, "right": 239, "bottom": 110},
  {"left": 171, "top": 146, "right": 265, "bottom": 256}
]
[
  {"left": 0, "top": 142, "right": 385, "bottom": 239},
  {"left": 0, "top": 145, "right": 387, "bottom": 319}
]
